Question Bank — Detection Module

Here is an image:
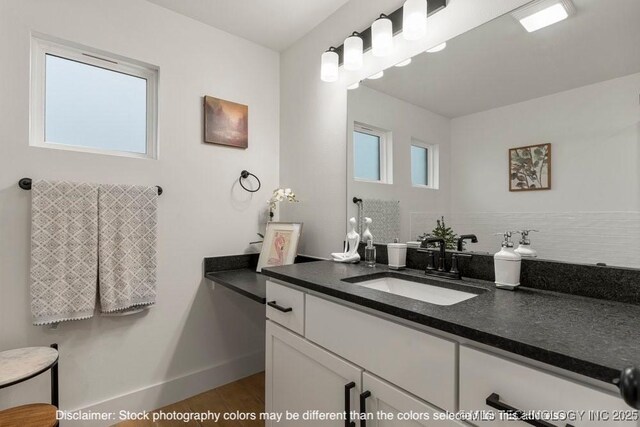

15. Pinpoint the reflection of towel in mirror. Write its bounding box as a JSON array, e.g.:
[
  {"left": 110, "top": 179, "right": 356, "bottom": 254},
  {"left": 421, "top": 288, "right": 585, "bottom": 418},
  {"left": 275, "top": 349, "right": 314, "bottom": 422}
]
[
  {"left": 30, "top": 180, "right": 99, "bottom": 325},
  {"left": 98, "top": 184, "right": 158, "bottom": 313},
  {"left": 359, "top": 199, "right": 400, "bottom": 244}
]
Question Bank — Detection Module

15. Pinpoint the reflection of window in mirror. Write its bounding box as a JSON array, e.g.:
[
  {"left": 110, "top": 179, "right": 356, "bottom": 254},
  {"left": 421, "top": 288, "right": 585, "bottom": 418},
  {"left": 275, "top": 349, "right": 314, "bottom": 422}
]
[
  {"left": 353, "top": 123, "right": 392, "bottom": 184},
  {"left": 411, "top": 139, "right": 439, "bottom": 189}
]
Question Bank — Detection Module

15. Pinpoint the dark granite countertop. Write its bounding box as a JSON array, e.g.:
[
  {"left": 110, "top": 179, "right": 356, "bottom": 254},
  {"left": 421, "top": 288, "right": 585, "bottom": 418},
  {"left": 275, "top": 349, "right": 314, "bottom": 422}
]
[
  {"left": 205, "top": 270, "right": 268, "bottom": 304},
  {"left": 261, "top": 260, "right": 640, "bottom": 386},
  {"left": 203, "top": 253, "right": 322, "bottom": 304}
]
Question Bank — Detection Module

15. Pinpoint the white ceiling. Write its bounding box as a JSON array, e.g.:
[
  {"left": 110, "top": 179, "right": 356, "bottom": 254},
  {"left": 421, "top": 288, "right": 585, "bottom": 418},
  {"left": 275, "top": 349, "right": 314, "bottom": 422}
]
[
  {"left": 145, "top": 0, "right": 352, "bottom": 51},
  {"left": 364, "top": 0, "right": 640, "bottom": 118}
]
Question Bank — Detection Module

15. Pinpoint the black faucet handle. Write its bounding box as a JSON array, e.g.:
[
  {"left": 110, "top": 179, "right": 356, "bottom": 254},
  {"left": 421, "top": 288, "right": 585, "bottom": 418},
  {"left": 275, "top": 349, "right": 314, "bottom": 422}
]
[
  {"left": 426, "top": 251, "right": 436, "bottom": 271},
  {"left": 418, "top": 248, "right": 436, "bottom": 270},
  {"left": 437, "top": 253, "right": 446, "bottom": 271},
  {"left": 450, "top": 254, "right": 460, "bottom": 275}
]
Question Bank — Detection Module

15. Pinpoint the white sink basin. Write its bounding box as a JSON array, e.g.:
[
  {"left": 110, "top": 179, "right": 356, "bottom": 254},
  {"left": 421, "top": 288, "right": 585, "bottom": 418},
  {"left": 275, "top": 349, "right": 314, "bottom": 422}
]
[{"left": 350, "top": 276, "right": 480, "bottom": 306}]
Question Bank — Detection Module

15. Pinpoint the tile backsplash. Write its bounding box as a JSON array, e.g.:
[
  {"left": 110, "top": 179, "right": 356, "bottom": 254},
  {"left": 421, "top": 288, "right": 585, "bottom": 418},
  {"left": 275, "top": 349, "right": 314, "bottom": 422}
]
[{"left": 410, "top": 211, "right": 640, "bottom": 269}]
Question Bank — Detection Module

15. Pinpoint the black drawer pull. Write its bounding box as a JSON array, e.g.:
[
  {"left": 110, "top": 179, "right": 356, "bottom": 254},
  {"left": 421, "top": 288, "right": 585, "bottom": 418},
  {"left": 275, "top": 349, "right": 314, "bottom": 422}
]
[
  {"left": 267, "top": 301, "right": 293, "bottom": 313},
  {"left": 359, "top": 391, "right": 371, "bottom": 427},
  {"left": 486, "top": 393, "right": 574, "bottom": 427},
  {"left": 344, "top": 382, "right": 356, "bottom": 427}
]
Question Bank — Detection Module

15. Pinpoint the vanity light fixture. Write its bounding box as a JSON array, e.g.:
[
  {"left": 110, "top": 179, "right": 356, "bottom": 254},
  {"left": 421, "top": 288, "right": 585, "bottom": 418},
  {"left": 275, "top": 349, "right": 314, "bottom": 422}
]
[
  {"left": 320, "top": 47, "right": 339, "bottom": 82},
  {"left": 403, "top": 0, "right": 428, "bottom": 41},
  {"left": 368, "top": 71, "right": 384, "bottom": 80},
  {"left": 426, "top": 42, "right": 446, "bottom": 53},
  {"left": 512, "top": 0, "right": 575, "bottom": 33},
  {"left": 347, "top": 82, "right": 360, "bottom": 90},
  {"left": 372, "top": 14, "right": 393, "bottom": 57},
  {"left": 395, "top": 58, "right": 412, "bottom": 67},
  {"left": 344, "top": 32, "right": 364, "bottom": 71},
  {"left": 318, "top": 0, "right": 448, "bottom": 82}
]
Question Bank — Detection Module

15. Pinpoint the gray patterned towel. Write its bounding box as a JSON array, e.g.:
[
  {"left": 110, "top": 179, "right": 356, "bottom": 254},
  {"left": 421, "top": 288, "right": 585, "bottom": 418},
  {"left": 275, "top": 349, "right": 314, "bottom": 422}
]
[
  {"left": 98, "top": 184, "right": 158, "bottom": 313},
  {"left": 30, "top": 180, "right": 99, "bottom": 325},
  {"left": 359, "top": 199, "right": 401, "bottom": 244}
]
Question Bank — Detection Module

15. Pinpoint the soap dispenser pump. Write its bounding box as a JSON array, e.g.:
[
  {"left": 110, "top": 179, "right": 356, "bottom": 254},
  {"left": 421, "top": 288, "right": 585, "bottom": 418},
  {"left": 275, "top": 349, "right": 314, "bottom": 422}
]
[
  {"left": 494, "top": 231, "right": 522, "bottom": 290},
  {"left": 514, "top": 230, "right": 539, "bottom": 258},
  {"left": 362, "top": 217, "right": 373, "bottom": 244}
]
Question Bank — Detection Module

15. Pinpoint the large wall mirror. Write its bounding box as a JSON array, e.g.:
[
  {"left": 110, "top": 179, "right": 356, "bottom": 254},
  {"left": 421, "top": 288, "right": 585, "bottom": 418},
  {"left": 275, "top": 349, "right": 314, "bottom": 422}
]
[{"left": 347, "top": 0, "right": 640, "bottom": 268}]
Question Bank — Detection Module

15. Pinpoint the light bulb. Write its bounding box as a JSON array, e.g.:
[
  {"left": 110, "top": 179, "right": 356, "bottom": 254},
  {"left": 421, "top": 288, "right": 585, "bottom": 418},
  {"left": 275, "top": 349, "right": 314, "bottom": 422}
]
[
  {"left": 344, "top": 33, "right": 363, "bottom": 71},
  {"left": 395, "top": 58, "right": 412, "bottom": 67},
  {"left": 372, "top": 15, "right": 393, "bottom": 57},
  {"left": 347, "top": 82, "right": 360, "bottom": 90},
  {"left": 320, "top": 49, "right": 339, "bottom": 82},
  {"left": 368, "top": 71, "right": 384, "bottom": 80},
  {"left": 403, "top": 0, "right": 427, "bottom": 41}
]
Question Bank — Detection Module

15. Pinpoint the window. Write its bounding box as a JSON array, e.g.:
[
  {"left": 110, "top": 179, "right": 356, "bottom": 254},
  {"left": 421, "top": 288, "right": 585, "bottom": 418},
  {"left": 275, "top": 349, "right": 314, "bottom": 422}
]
[
  {"left": 353, "top": 123, "right": 392, "bottom": 183},
  {"left": 411, "top": 140, "right": 439, "bottom": 189},
  {"left": 30, "top": 35, "right": 158, "bottom": 158}
]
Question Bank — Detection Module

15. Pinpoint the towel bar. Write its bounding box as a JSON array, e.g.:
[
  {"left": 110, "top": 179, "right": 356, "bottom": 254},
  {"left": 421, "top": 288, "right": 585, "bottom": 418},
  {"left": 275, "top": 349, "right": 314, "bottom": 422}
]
[{"left": 18, "top": 178, "right": 163, "bottom": 196}]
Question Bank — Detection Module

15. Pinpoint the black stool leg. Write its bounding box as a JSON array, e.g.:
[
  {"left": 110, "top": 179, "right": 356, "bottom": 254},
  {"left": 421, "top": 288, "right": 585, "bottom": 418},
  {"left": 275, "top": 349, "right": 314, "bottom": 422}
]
[{"left": 50, "top": 344, "right": 59, "bottom": 408}]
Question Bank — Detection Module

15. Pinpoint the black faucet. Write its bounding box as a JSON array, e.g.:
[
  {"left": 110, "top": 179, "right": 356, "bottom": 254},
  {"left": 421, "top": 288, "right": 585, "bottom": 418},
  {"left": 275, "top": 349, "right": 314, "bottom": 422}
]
[
  {"left": 419, "top": 237, "right": 473, "bottom": 280},
  {"left": 457, "top": 234, "right": 478, "bottom": 251},
  {"left": 421, "top": 237, "right": 446, "bottom": 271}
]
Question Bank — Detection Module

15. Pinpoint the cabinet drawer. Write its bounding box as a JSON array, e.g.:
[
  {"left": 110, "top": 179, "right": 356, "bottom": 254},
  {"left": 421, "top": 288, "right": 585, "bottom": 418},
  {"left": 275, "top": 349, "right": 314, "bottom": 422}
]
[
  {"left": 305, "top": 295, "right": 457, "bottom": 412},
  {"left": 459, "top": 346, "right": 637, "bottom": 426},
  {"left": 266, "top": 281, "right": 304, "bottom": 335}
]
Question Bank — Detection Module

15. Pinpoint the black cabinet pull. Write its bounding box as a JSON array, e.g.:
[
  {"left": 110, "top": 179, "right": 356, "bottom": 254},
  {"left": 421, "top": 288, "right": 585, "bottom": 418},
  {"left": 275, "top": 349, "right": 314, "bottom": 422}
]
[
  {"left": 344, "top": 382, "right": 356, "bottom": 427},
  {"left": 619, "top": 366, "right": 640, "bottom": 409},
  {"left": 359, "top": 390, "right": 371, "bottom": 427},
  {"left": 267, "top": 301, "right": 293, "bottom": 313},
  {"left": 486, "top": 393, "right": 574, "bottom": 427}
]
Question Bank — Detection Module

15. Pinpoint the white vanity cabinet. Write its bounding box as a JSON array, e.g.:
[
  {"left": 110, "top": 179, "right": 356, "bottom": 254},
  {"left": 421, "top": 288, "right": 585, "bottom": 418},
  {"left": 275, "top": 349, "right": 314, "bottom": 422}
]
[
  {"left": 305, "top": 294, "right": 457, "bottom": 412},
  {"left": 266, "top": 320, "right": 362, "bottom": 427},
  {"left": 459, "top": 346, "right": 637, "bottom": 427},
  {"left": 265, "top": 279, "right": 637, "bottom": 427}
]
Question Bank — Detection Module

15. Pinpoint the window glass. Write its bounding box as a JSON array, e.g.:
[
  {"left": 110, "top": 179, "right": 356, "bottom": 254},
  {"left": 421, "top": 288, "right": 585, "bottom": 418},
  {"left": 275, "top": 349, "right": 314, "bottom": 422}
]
[
  {"left": 354, "top": 130, "right": 381, "bottom": 181},
  {"left": 44, "top": 54, "right": 147, "bottom": 154},
  {"left": 411, "top": 145, "right": 429, "bottom": 186}
]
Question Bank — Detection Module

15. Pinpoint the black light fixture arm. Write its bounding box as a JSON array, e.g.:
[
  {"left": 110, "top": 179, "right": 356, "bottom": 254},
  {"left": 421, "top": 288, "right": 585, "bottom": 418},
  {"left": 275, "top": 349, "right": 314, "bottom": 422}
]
[
  {"left": 18, "top": 178, "right": 163, "bottom": 195},
  {"left": 239, "top": 170, "right": 261, "bottom": 193}
]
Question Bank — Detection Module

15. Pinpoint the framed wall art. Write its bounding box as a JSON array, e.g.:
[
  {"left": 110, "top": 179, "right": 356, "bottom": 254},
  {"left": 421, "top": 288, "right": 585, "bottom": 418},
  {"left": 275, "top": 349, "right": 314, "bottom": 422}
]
[
  {"left": 509, "top": 143, "right": 551, "bottom": 191},
  {"left": 203, "top": 95, "right": 248, "bottom": 149}
]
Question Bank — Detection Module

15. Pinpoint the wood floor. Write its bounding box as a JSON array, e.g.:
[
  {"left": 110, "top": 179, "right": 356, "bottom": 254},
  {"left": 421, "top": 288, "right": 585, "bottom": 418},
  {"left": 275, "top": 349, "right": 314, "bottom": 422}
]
[{"left": 115, "top": 372, "right": 265, "bottom": 427}]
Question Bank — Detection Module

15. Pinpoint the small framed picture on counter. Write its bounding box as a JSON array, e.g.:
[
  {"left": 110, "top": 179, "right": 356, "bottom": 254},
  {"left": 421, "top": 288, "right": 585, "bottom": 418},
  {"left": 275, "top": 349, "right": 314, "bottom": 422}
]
[{"left": 257, "top": 222, "right": 303, "bottom": 273}]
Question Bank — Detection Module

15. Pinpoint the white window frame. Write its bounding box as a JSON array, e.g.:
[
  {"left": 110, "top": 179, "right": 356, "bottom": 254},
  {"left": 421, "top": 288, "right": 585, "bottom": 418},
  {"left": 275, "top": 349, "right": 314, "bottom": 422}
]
[
  {"left": 353, "top": 122, "right": 393, "bottom": 184},
  {"left": 30, "top": 34, "right": 159, "bottom": 159},
  {"left": 411, "top": 139, "right": 439, "bottom": 190}
]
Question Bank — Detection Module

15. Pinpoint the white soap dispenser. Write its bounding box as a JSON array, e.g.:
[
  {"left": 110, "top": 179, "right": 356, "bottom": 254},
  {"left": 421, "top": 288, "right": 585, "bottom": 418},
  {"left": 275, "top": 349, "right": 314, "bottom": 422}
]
[
  {"left": 514, "top": 230, "right": 538, "bottom": 258},
  {"left": 494, "top": 231, "right": 522, "bottom": 290}
]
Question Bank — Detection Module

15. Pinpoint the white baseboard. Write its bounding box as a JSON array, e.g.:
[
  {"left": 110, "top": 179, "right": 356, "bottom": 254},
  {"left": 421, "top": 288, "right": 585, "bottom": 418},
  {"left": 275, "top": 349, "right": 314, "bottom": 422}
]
[{"left": 61, "top": 351, "right": 265, "bottom": 426}]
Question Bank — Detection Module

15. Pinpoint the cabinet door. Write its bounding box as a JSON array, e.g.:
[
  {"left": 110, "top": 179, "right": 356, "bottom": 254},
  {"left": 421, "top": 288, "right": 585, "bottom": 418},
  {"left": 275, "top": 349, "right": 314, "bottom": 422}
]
[
  {"left": 266, "top": 320, "right": 363, "bottom": 427},
  {"left": 360, "top": 373, "right": 467, "bottom": 427}
]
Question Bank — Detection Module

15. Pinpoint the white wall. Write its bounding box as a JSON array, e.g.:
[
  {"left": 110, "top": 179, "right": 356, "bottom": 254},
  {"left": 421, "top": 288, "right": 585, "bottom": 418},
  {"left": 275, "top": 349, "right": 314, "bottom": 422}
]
[
  {"left": 449, "top": 73, "right": 640, "bottom": 265},
  {"left": 347, "top": 86, "right": 450, "bottom": 242},
  {"left": 280, "top": 0, "right": 533, "bottom": 258},
  {"left": 0, "top": 0, "right": 278, "bottom": 418}
]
